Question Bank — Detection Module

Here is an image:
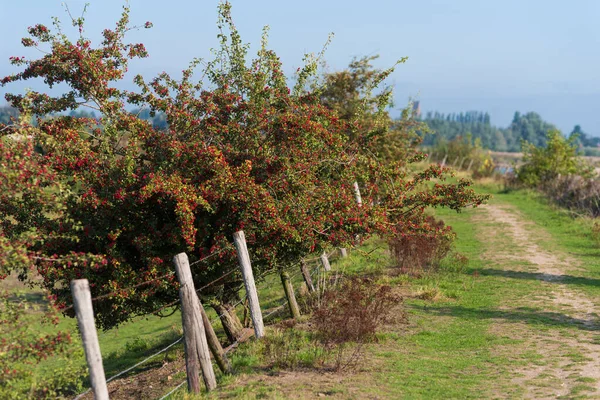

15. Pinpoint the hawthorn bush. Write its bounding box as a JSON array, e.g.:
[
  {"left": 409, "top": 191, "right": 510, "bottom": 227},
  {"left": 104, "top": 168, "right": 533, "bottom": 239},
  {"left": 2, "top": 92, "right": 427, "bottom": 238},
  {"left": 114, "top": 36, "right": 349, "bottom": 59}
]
[{"left": 1, "top": 2, "right": 487, "bottom": 334}]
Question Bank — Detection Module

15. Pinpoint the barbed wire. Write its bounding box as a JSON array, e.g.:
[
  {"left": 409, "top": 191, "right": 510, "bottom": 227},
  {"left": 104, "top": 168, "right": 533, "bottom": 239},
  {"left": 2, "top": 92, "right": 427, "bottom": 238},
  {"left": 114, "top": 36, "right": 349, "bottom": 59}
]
[
  {"left": 58, "top": 273, "right": 173, "bottom": 313},
  {"left": 59, "top": 247, "right": 234, "bottom": 313},
  {"left": 72, "top": 336, "right": 184, "bottom": 400},
  {"left": 189, "top": 245, "right": 234, "bottom": 267},
  {"left": 157, "top": 379, "right": 187, "bottom": 400},
  {"left": 71, "top": 248, "right": 337, "bottom": 399}
]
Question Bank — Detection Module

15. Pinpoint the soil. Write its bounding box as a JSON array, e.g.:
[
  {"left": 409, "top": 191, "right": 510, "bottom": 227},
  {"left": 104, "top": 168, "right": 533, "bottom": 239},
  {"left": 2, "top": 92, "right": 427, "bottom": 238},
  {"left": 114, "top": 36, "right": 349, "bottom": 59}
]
[{"left": 479, "top": 204, "right": 600, "bottom": 399}]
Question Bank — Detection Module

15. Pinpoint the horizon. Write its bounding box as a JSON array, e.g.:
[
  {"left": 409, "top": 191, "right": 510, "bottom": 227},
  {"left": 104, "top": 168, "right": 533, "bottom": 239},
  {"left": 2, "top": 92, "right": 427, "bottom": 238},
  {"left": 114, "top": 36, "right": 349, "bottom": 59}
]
[{"left": 1, "top": 0, "right": 598, "bottom": 136}]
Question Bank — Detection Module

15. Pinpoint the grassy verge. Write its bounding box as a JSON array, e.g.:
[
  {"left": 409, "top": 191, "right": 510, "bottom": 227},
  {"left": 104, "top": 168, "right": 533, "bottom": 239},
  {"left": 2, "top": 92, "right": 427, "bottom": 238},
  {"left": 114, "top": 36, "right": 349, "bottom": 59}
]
[{"left": 14, "top": 181, "right": 600, "bottom": 399}]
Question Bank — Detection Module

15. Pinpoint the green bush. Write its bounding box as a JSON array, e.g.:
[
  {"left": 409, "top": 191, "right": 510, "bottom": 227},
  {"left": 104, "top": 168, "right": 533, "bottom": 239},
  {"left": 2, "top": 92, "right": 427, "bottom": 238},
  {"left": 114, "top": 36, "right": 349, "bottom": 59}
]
[{"left": 518, "top": 129, "right": 594, "bottom": 187}]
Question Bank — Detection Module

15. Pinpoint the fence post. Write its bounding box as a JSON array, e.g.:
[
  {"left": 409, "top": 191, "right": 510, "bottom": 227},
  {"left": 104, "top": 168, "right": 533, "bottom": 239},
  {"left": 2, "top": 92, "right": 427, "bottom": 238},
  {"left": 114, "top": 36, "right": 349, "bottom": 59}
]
[
  {"left": 71, "top": 280, "right": 109, "bottom": 400},
  {"left": 320, "top": 252, "right": 331, "bottom": 272},
  {"left": 459, "top": 157, "right": 466, "bottom": 169},
  {"left": 280, "top": 270, "right": 301, "bottom": 319},
  {"left": 199, "top": 304, "right": 232, "bottom": 374},
  {"left": 441, "top": 154, "right": 447, "bottom": 167},
  {"left": 467, "top": 159, "right": 474, "bottom": 172},
  {"left": 353, "top": 181, "right": 363, "bottom": 207},
  {"left": 233, "top": 230, "right": 264, "bottom": 339},
  {"left": 300, "top": 260, "right": 315, "bottom": 292},
  {"left": 452, "top": 156, "right": 460, "bottom": 167},
  {"left": 173, "top": 253, "right": 217, "bottom": 393},
  {"left": 339, "top": 248, "right": 348, "bottom": 258}
]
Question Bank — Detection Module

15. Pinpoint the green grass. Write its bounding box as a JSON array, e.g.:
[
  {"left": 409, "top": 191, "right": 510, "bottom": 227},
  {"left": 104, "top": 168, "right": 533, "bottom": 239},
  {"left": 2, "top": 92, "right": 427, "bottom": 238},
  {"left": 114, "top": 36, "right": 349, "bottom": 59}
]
[{"left": 12, "top": 182, "right": 600, "bottom": 399}]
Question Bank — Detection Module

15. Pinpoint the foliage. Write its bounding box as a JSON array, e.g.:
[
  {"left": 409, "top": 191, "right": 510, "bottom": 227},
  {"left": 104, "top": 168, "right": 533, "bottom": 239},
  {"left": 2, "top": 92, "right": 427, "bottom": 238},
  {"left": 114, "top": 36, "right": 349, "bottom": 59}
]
[
  {"left": 518, "top": 129, "right": 594, "bottom": 187},
  {"left": 422, "top": 110, "right": 559, "bottom": 153},
  {"left": 312, "top": 277, "right": 401, "bottom": 370},
  {"left": 433, "top": 134, "right": 496, "bottom": 177},
  {"left": 537, "top": 176, "right": 600, "bottom": 217},
  {"left": 320, "top": 55, "right": 424, "bottom": 163},
  {"left": 0, "top": 290, "right": 81, "bottom": 399},
  {"left": 1, "top": 2, "right": 486, "bottom": 332},
  {"left": 388, "top": 215, "right": 455, "bottom": 273}
]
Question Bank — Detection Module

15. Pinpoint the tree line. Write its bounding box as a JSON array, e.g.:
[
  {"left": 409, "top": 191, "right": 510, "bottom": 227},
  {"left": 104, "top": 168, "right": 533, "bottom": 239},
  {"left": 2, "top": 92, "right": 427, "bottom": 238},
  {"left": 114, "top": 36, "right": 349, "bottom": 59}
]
[{"left": 420, "top": 110, "right": 600, "bottom": 155}]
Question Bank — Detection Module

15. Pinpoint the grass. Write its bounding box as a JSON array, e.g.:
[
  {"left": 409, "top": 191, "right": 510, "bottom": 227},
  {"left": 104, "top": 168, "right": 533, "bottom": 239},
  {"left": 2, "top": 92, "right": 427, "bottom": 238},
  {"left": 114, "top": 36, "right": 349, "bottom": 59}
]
[{"left": 9, "top": 179, "right": 600, "bottom": 399}]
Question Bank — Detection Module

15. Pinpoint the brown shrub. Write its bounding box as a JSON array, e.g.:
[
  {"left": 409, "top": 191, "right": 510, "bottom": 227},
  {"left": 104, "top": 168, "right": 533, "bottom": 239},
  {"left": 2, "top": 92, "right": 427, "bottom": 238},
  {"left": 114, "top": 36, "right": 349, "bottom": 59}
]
[
  {"left": 388, "top": 216, "right": 454, "bottom": 273},
  {"left": 311, "top": 277, "right": 402, "bottom": 370}
]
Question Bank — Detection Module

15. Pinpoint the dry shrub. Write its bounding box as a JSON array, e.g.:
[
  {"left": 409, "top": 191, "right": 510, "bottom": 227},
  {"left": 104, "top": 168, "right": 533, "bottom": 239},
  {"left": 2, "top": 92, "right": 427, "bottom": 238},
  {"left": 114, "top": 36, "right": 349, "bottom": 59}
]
[
  {"left": 388, "top": 216, "right": 455, "bottom": 273},
  {"left": 311, "top": 277, "right": 402, "bottom": 370},
  {"left": 541, "top": 175, "right": 600, "bottom": 217}
]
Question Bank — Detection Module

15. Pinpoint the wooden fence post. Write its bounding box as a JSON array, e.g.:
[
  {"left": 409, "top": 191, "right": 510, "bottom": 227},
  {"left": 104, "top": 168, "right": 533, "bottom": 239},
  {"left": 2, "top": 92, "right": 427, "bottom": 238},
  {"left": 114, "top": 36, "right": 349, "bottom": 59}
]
[
  {"left": 339, "top": 248, "right": 348, "bottom": 258},
  {"left": 320, "top": 252, "right": 331, "bottom": 272},
  {"left": 71, "top": 279, "right": 109, "bottom": 400},
  {"left": 300, "top": 260, "right": 315, "bottom": 292},
  {"left": 280, "top": 271, "right": 301, "bottom": 319},
  {"left": 459, "top": 157, "right": 466, "bottom": 169},
  {"left": 173, "top": 253, "right": 217, "bottom": 393},
  {"left": 199, "top": 304, "right": 232, "bottom": 374},
  {"left": 353, "top": 181, "right": 363, "bottom": 207},
  {"left": 233, "top": 230, "right": 264, "bottom": 339},
  {"left": 452, "top": 156, "right": 460, "bottom": 167},
  {"left": 441, "top": 154, "right": 447, "bottom": 167},
  {"left": 467, "top": 159, "right": 474, "bottom": 172}
]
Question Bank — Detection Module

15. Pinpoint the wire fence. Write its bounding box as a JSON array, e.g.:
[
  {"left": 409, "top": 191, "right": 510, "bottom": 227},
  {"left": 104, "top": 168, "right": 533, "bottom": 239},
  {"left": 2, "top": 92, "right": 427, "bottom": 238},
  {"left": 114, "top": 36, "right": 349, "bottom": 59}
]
[
  {"left": 66, "top": 244, "right": 339, "bottom": 399},
  {"left": 155, "top": 261, "right": 323, "bottom": 399}
]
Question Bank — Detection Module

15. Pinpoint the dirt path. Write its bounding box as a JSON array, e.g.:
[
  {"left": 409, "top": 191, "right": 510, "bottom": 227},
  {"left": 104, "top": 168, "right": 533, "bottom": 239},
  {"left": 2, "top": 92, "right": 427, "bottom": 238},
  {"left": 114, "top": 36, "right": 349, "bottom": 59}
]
[{"left": 478, "top": 203, "right": 600, "bottom": 398}]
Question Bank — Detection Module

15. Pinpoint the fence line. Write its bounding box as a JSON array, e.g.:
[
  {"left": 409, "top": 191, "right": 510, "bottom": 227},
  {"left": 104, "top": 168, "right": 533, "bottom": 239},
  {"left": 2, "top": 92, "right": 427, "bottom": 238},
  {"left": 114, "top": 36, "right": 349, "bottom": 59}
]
[
  {"left": 69, "top": 239, "right": 341, "bottom": 399},
  {"left": 158, "top": 379, "right": 187, "bottom": 400},
  {"left": 73, "top": 336, "right": 184, "bottom": 400},
  {"left": 138, "top": 260, "right": 323, "bottom": 399}
]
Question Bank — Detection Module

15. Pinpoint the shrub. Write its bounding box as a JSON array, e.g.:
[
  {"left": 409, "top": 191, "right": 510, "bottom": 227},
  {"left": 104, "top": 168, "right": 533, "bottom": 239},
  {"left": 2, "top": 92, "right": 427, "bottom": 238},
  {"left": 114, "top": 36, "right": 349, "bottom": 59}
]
[
  {"left": 388, "top": 216, "right": 455, "bottom": 273},
  {"left": 311, "top": 277, "right": 402, "bottom": 370},
  {"left": 434, "top": 134, "right": 495, "bottom": 177},
  {"left": 540, "top": 175, "right": 600, "bottom": 217},
  {"left": 1, "top": 1, "right": 487, "bottom": 332},
  {"left": 0, "top": 290, "right": 80, "bottom": 399},
  {"left": 518, "top": 129, "right": 594, "bottom": 187}
]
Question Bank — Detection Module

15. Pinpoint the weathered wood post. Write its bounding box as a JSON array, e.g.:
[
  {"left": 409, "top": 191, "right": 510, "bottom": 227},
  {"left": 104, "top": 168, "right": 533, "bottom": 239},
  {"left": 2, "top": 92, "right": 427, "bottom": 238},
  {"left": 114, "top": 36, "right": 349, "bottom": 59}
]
[
  {"left": 71, "top": 279, "right": 109, "bottom": 400},
  {"left": 339, "top": 248, "right": 348, "bottom": 258},
  {"left": 459, "top": 157, "right": 466, "bottom": 169},
  {"left": 199, "top": 304, "right": 232, "bottom": 374},
  {"left": 300, "top": 260, "right": 315, "bottom": 292},
  {"left": 173, "top": 253, "right": 217, "bottom": 393},
  {"left": 441, "top": 154, "right": 448, "bottom": 167},
  {"left": 452, "top": 156, "right": 460, "bottom": 167},
  {"left": 280, "top": 270, "right": 301, "bottom": 319},
  {"left": 320, "top": 252, "right": 331, "bottom": 272},
  {"left": 467, "top": 159, "right": 474, "bottom": 172},
  {"left": 233, "top": 230, "right": 264, "bottom": 338},
  {"left": 353, "top": 181, "right": 363, "bottom": 207}
]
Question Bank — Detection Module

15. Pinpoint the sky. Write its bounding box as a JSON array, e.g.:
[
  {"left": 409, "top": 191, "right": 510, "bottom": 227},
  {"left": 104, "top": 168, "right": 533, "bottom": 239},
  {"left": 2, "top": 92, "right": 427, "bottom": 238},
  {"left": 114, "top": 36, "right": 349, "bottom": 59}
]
[{"left": 1, "top": 0, "right": 599, "bottom": 135}]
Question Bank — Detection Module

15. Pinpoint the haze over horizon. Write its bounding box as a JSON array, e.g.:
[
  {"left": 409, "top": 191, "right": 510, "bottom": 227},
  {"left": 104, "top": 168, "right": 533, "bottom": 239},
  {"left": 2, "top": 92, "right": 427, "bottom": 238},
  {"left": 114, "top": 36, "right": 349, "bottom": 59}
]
[{"left": 1, "top": 0, "right": 598, "bottom": 136}]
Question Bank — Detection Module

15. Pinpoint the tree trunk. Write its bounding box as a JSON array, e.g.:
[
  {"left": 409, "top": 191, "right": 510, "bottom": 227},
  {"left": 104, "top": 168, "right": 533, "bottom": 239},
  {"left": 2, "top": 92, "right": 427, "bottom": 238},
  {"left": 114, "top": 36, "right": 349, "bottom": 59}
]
[{"left": 212, "top": 302, "right": 244, "bottom": 344}]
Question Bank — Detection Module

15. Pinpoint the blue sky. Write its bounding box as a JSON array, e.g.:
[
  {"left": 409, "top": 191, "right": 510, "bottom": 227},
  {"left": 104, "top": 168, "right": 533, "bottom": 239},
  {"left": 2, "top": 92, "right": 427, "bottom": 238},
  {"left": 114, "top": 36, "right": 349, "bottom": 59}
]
[{"left": 1, "top": 0, "right": 599, "bottom": 135}]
